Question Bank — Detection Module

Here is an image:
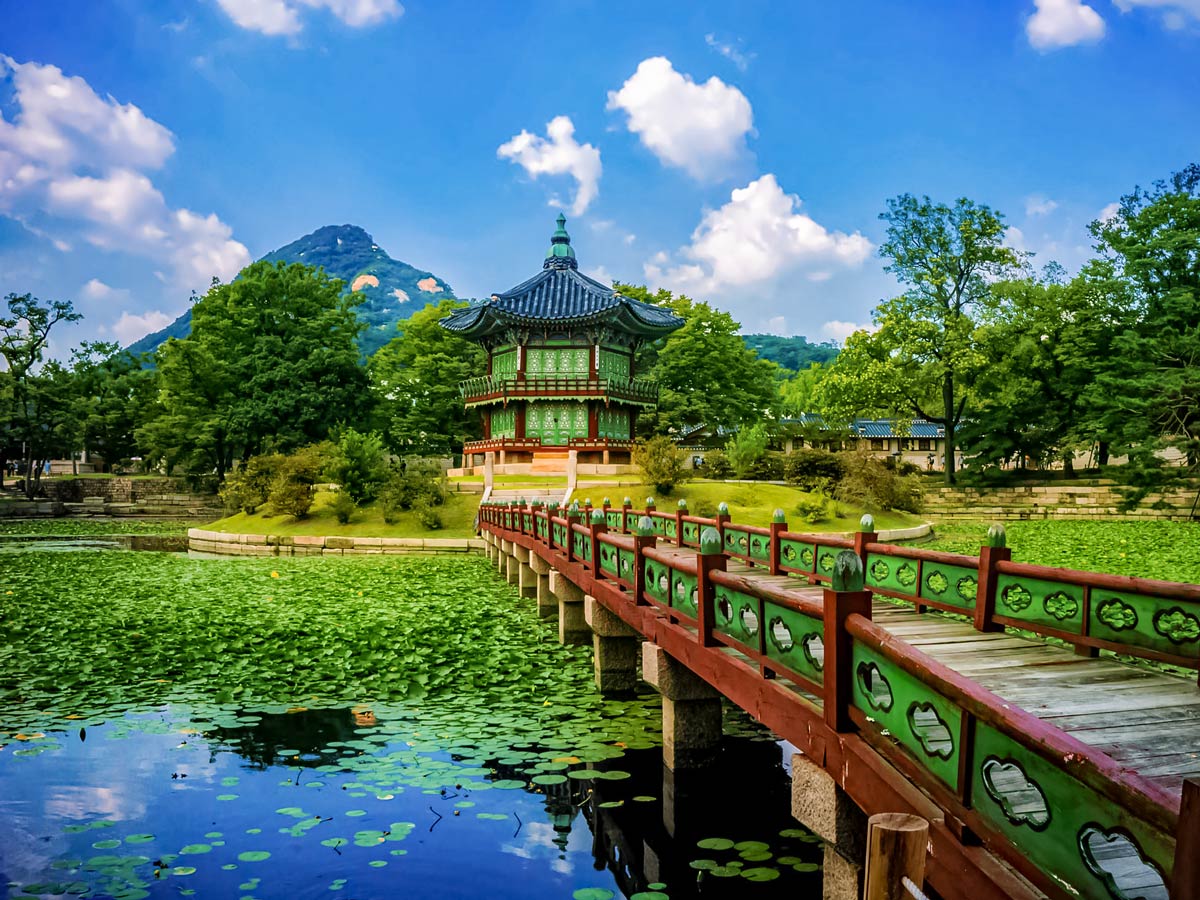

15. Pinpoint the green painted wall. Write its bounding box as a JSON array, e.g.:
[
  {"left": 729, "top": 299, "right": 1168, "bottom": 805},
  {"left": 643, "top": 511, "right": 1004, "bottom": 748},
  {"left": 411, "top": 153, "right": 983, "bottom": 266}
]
[
  {"left": 491, "top": 408, "right": 516, "bottom": 438},
  {"left": 526, "top": 402, "right": 588, "bottom": 443},
  {"left": 597, "top": 407, "right": 629, "bottom": 439},
  {"left": 527, "top": 347, "right": 589, "bottom": 377}
]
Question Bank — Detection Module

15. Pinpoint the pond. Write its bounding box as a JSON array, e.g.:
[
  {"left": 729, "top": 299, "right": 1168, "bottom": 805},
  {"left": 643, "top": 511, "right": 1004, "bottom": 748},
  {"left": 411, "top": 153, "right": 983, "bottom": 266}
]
[{"left": 0, "top": 541, "right": 822, "bottom": 899}]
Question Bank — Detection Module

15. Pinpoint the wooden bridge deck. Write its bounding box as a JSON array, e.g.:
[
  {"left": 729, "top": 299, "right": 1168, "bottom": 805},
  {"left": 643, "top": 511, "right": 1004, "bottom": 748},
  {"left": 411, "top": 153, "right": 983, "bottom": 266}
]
[{"left": 655, "top": 546, "right": 1200, "bottom": 800}]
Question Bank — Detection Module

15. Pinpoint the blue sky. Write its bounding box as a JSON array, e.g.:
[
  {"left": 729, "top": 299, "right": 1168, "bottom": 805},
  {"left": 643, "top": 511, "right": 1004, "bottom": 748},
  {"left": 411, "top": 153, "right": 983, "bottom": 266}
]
[{"left": 2, "top": 0, "right": 1198, "bottom": 354}]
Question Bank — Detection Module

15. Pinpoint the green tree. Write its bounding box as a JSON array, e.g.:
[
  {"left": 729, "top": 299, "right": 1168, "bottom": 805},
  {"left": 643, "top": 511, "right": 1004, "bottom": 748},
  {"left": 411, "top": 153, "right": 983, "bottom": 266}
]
[
  {"left": 69, "top": 342, "right": 157, "bottom": 471},
  {"left": 369, "top": 299, "right": 486, "bottom": 455},
  {"left": 726, "top": 423, "right": 769, "bottom": 477},
  {"left": 632, "top": 435, "right": 688, "bottom": 495},
  {"left": 0, "top": 294, "right": 82, "bottom": 497},
  {"left": 816, "top": 196, "right": 1027, "bottom": 483},
  {"left": 329, "top": 427, "right": 388, "bottom": 504},
  {"left": 1086, "top": 163, "right": 1200, "bottom": 494},
  {"left": 144, "top": 261, "right": 369, "bottom": 478},
  {"left": 617, "top": 284, "right": 778, "bottom": 435}
]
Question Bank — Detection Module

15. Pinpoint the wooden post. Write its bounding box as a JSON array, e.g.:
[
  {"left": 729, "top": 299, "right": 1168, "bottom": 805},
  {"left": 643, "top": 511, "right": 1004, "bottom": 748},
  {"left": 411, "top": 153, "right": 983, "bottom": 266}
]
[
  {"left": 974, "top": 524, "right": 1011, "bottom": 633},
  {"left": 566, "top": 505, "right": 583, "bottom": 563},
  {"left": 854, "top": 514, "right": 878, "bottom": 572},
  {"left": 715, "top": 502, "right": 731, "bottom": 546},
  {"left": 863, "top": 813, "right": 929, "bottom": 900},
  {"left": 769, "top": 509, "right": 787, "bottom": 575},
  {"left": 632, "top": 516, "right": 657, "bottom": 606},
  {"left": 589, "top": 511, "right": 606, "bottom": 576},
  {"left": 1173, "top": 778, "right": 1200, "bottom": 900},
  {"left": 696, "top": 527, "right": 726, "bottom": 646},
  {"left": 675, "top": 500, "right": 687, "bottom": 547},
  {"left": 824, "top": 550, "right": 872, "bottom": 733},
  {"left": 621, "top": 497, "right": 632, "bottom": 534}
]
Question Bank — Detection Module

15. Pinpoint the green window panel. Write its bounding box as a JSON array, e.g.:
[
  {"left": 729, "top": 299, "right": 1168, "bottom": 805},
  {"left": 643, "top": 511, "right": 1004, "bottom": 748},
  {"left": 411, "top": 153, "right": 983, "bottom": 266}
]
[
  {"left": 491, "top": 408, "right": 516, "bottom": 438},
  {"left": 598, "top": 407, "right": 629, "bottom": 439},
  {"left": 970, "top": 722, "right": 1171, "bottom": 900},
  {"left": 995, "top": 574, "right": 1085, "bottom": 632},
  {"left": 598, "top": 347, "right": 630, "bottom": 380},
  {"left": 850, "top": 643, "right": 962, "bottom": 790},
  {"left": 492, "top": 348, "right": 517, "bottom": 380},
  {"left": 1090, "top": 589, "right": 1200, "bottom": 660},
  {"left": 526, "top": 402, "right": 588, "bottom": 444},
  {"left": 763, "top": 602, "right": 824, "bottom": 686},
  {"left": 643, "top": 560, "right": 670, "bottom": 603},
  {"left": 527, "top": 347, "right": 589, "bottom": 376},
  {"left": 780, "top": 539, "right": 816, "bottom": 572},
  {"left": 714, "top": 585, "right": 760, "bottom": 648}
]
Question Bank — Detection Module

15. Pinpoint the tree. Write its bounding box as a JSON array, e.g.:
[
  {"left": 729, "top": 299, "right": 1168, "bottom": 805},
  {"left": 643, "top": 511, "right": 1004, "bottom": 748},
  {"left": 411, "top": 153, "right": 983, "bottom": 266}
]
[
  {"left": 632, "top": 435, "right": 688, "bottom": 495},
  {"left": 69, "top": 342, "right": 157, "bottom": 471},
  {"left": 0, "top": 294, "right": 81, "bottom": 497},
  {"left": 144, "top": 261, "right": 369, "bottom": 479},
  {"left": 617, "top": 284, "right": 778, "bottom": 435},
  {"left": 726, "top": 423, "right": 769, "bottom": 477},
  {"left": 1085, "top": 163, "right": 1200, "bottom": 494},
  {"left": 368, "top": 299, "right": 486, "bottom": 455},
  {"left": 816, "top": 196, "right": 1027, "bottom": 483},
  {"left": 329, "top": 427, "right": 388, "bottom": 504}
]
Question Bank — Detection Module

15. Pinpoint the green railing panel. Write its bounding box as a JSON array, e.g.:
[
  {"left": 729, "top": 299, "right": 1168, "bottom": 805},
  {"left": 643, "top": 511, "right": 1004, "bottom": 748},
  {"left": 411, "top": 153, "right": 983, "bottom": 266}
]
[
  {"left": 970, "top": 721, "right": 1172, "bottom": 900},
  {"left": 762, "top": 601, "right": 824, "bottom": 686},
  {"left": 714, "top": 584, "right": 759, "bottom": 647},
  {"left": 850, "top": 643, "right": 962, "bottom": 790},
  {"left": 617, "top": 549, "right": 635, "bottom": 583},
  {"left": 670, "top": 570, "right": 698, "bottom": 616},
  {"left": 605, "top": 511, "right": 622, "bottom": 530},
  {"left": 536, "top": 519, "right": 548, "bottom": 539},
  {"left": 598, "top": 543, "right": 619, "bottom": 577},
  {"left": 866, "top": 552, "right": 920, "bottom": 597},
  {"left": 1089, "top": 588, "right": 1200, "bottom": 661},
  {"left": 723, "top": 526, "right": 752, "bottom": 557},
  {"left": 648, "top": 516, "right": 666, "bottom": 536},
  {"left": 682, "top": 521, "right": 700, "bottom": 546},
  {"left": 522, "top": 514, "right": 533, "bottom": 532},
  {"left": 780, "top": 539, "right": 816, "bottom": 572},
  {"left": 643, "top": 559, "right": 670, "bottom": 604},
  {"left": 919, "top": 562, "right": 978, "bottom": 610},
  {"left": 748, "top": 531, "right": 770, "bottom": 562},
  {"left": 995, "top": 574, "right": 1085, "bottom": 632},
  {"left": 815, "top": 545, "right": 839, "bottom": 578},
  {"left": 572, "top": 531, "right": 591, "bottom": 563},
  {"left": 664, "top": 519, "right": 677, "bottom": 539},
  {"left": 552, "top": 523, "right": 567, "bottom": 548}
]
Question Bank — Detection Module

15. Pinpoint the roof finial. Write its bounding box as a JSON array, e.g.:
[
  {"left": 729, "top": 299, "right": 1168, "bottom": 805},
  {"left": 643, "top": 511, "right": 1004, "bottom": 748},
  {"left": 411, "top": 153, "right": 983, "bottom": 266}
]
[{"left": 545, "top": 213, "right": 577, "bottom": 269}]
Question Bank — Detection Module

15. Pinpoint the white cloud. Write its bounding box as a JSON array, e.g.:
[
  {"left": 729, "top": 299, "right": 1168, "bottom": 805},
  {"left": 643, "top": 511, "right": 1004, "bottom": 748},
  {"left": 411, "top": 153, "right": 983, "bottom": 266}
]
[
  {"left": 215, "top": 0, "right": 403, "bottom": 35},
  {"left": 1025, "top": 195, "right": 1059, "bottom": 216},
  {"left": 497, "top": 116, "right": 602, "bottom": 216},
  {"left": 607, "top": 57, "right": 754, "bottom": 180},
  {"left": 1114, "top": 0, "right": 1200, "bottom": 28},
  {"left": 1027, "top": 0, "right": 1106, "bottom": 49},
  {"left": 112, "top": 310, "right": 173, "bottom": 346},
  {"left": 821, "top": 320, "right": 873, "bottom": 344},
  {"left": 1005, "top": 225, "right": 1028, "bottom": 251},
  {"left": 81, "top": 278, "right": 120, "bottom": 300},
  {"left": 1097, "top": 201, "right": 1121, "bottom": 223},
  {"left": 704, "top": 34, "right": 755, "bottom": 71},
  {"left": 584, "top": 264, "right": 614, "bottom": 286},
  {"left": 765, "top": 315, "right": 788, "bottom": 334},
  {"left": 0, "top": 56, "right": 249, "bottom": 292},
  {"left": 645, "top": 174, "right": 872, "bottom": 297}
]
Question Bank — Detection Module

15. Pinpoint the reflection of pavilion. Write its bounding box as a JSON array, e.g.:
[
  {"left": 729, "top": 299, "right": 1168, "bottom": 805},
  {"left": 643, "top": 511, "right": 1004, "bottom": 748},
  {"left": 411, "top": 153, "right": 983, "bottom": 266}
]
[{"left": 443, "top": 216, "right": 683, "bottom": 473}]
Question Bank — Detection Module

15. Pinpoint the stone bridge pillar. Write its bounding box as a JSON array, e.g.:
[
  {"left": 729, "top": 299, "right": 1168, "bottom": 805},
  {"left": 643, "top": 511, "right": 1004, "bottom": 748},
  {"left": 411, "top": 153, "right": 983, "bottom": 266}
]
[
  {"left": 791, "top": 751, "right": 867, "bottom": 900},
  {"left": 529, "top": 553, "right": 554, "bottom": 617},
  {"left": 512, "top": 544, "right": 536, "bottom": 599},
  {"left": 642, "top": 642, "right": 721, "bottom": 770},
  {"left": 584, "top": 596, "right": 639, "bottom": 694},
  {"left": 549, "top": 569, "right": 589, "bottom": 645}
]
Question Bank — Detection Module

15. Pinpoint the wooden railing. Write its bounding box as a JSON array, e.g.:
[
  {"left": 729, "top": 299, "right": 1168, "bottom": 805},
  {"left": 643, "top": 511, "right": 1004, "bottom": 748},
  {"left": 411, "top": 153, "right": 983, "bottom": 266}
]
[
  {"left": 479, "top": 498, "right": 1199, "bottom": 900},
  {"left": 460, "top": 374, "right": 659, "bottom": 406}
]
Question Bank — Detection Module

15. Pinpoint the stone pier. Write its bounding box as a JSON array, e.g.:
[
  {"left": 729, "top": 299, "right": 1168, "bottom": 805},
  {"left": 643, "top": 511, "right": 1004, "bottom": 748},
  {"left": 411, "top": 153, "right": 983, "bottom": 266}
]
[
  {"left": 512, "top": 544, "right": 536, "bottom": 599},
  {"left": 549, "top": 569, "right": 589, "bottom": 645},
  {"left": 529, "top": 554, "right": 555, "bottom": 617},
  {"left": 791, "top": 751, "right": 867, "bottom": 900},
  {"left": 584, "top": 596, "right": 639, "bottom": 694},
  {"left": 642, "top": 642, "right": 721, "bottom": 770}
]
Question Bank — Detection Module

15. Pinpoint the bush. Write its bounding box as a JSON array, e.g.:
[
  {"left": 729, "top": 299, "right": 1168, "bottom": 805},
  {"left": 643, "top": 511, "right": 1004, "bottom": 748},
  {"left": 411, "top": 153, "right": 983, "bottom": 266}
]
[
  {"left": 265, "top": 445, "right": 327, "bottom": 518},
  {"left": 329, "top": 428, "right": 388, "bottom": 504},
  {"left": 726, "top": 424, "right": 769, "bottom": 478},
  {"left": 833, "top": 450, "right": 923, "bottom": 513},
  {"left": 330, "top": 489, "right": 357, "bottom": 524},
  {"left": 795, "top": 491, "right": 830, "bottom": 524},
  {"left": 699, "top": 450, "right": 733, "bottom": 479},
  {"left": 220, "top": 453, "right": 284, "bottom": 514},
  {"left": 746, "top": 450, "right": 785, "bottom": 481},
  {"left": 414, "top": 498, "right": 443, "bottom": 530},
  {"left": 378, "top": 459, "right": 445, "bottom": 522},
  {"left": 784, "top": 448, "right": 844, "bottom": 490},
  {"left": 633, "top": 436, "right": 688, "bottom": 495}
]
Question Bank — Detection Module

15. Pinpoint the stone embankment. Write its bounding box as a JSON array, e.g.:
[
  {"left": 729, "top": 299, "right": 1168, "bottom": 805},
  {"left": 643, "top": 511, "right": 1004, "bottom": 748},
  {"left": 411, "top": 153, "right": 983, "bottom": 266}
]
[
  {"left": 1, "top": 477, "right": 220, "bottom": 519},
  {"left": 188, "top": 528, "right": 485, "bottom": 556},
  {"left": 922, "top": 481, "right": 1198, "bottom": 520}
]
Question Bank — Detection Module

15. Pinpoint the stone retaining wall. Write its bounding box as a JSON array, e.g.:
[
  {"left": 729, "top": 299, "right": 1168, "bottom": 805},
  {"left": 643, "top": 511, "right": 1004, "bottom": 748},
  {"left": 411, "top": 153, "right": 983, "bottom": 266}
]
[
  {"left": 922, "top": 482, "right": 1198, "bottom": 520},
  {"left": 188, "top": 528, "right": 485, "bottom": 557}
]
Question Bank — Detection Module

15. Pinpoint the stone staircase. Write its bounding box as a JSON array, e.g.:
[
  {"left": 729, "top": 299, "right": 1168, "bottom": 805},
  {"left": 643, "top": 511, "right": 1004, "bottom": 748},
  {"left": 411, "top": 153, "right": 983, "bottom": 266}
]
[{"left": 530, "top": 451, "right": 570, "bottom": 474}]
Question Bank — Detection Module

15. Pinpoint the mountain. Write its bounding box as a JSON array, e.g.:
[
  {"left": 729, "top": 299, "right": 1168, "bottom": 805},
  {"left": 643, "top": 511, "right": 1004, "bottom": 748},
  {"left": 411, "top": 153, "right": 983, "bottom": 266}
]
[
  {"left": 742, "top": 333, "right": 839, "bottom": 371},
  {"left": 126, "top": 224, "right": 457, "bottom": 359}
]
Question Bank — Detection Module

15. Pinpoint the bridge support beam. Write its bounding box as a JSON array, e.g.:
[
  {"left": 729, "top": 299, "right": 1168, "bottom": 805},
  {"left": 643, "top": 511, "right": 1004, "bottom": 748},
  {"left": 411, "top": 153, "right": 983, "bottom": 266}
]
[
  {"left": 498, "top": 539, "right": 512, "bottom": 576},
  {"left": 585, "top": 596, "right": 639, "bottom": 694},
  {"left": 517, "top": 562, "right": 537, "bottom": 599},
  {"left": 642, "top": 642, "right": 721, "bottom": 770},
  {"left": 529, "top": 554, "right": 554, "bottom": 617},
  {"left": 505, "top": 553, "right": 520, "bottom": 586},
  {"left": 549, "top": 569, "right": 589, "bottom": 645},
  {"left": 791, "top": 751, "right": 867, "bottom": 900}
]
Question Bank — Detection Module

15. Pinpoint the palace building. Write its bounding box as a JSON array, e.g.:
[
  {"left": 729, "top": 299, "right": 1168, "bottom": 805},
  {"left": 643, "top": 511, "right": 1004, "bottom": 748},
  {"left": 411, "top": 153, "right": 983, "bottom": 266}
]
[{"left": 442, "top": 215, "right": 682, "bottom": 474}]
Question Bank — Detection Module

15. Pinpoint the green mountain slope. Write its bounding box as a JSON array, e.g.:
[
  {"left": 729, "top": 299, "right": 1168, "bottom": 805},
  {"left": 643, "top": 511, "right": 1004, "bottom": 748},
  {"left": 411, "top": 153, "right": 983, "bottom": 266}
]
[{"left": 126, "top": 224, "right": 456, "bottom": 359}]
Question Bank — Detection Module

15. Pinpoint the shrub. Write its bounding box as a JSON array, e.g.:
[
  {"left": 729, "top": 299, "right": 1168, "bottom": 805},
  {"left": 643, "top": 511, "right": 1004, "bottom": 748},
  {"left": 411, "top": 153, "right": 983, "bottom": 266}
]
[
  {"left": 414, "top": 498, "right": 443, "bottom": 530},
  {"left": 833, "top": 450, "right": 923, "bottom": 513},
  {"left": 378, "top": 459, "right": 446, "bottom": 522},
  {"left": 699, "top": 450, "right": 733, "bottom": 479},
  {"left": 795, "top": 491, "right": 830, "bottom": 524},
  {"left": 265, "top": 446, "right": 327, "bottom": 519},
  {"left": 784, "top": 448, "right": 844, "bottom": 490},
  {"left": 746, "top": 450, "right": 785, "bottom": 481},
  {"left": 633, "top": 436, "right": 688, "bottom": 495},
  {"left": 330, "top": 489, "right": 357, "bottom": 524},
  {"left": 329, "top": 428, "right": 388, "bottom": 504},
  {"left": 220, "top": 453, "right": 283, "bottom": 514},
  {"left": 726, "top": 424, "right": 770, "bottom": 478}
]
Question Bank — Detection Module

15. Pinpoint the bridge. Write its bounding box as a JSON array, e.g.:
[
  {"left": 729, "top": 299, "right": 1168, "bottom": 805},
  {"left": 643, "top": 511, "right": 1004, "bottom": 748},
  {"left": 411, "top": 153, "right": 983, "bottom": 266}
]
[{"left": 478, "top": 498, "right": 1198, "bottom": 900}]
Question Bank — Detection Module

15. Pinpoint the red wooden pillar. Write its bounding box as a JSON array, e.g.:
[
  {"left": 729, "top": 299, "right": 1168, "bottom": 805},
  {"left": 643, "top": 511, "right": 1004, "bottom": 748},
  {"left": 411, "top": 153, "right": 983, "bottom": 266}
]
[
  {"left": 588, "top": 403, "right": 599, "bottom": 440},
  {"left": 674, "top": 500, "right": 687, "bottom": 547},
  {"left": 715, "top": 502, "right": 731, "bottom": 546},
  {"left": 854, "top": 515, "right": 878, "bottom": 572},
  {"left": 1173, "top": 778, "right": 1200, "bottom": 899},
  {"left": 621, "top": 497, "right": 632, "bottom": 534},
  {"left": 769, "top": 509, "right": 787, "bottom": 575},
  {"left": 823, "top": 550, "right": 872, "bottom": 733},
  {"left": 696, "top": 527, "right": 726, "bottom": 647},
  {"left": 632, "top": 517, "right": 657, "bottom": 606},
  {"left": 589, "top": 511, "right": 606, "bottom": 576},
  {"left": 565, "top": 506, "right": 583, "bottom": 564},
  {"left": 515, "top": 405, "right": 526, "bottom": 439},
  {"left": 974, "top": 525, "right": 1011, "bottom": 633}
]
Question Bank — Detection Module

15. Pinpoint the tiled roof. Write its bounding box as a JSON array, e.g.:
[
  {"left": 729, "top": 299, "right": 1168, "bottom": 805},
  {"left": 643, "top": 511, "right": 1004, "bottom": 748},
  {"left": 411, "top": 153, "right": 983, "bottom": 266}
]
[{"left": 781, "top": 416, "right": 947, "bottom": 438}]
